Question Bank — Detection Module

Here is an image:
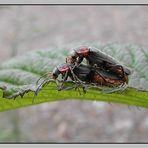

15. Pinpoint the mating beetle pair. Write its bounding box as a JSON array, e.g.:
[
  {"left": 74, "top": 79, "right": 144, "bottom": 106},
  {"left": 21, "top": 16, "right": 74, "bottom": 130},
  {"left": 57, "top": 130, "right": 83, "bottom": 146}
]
[{"left": 51, "top": 46, "right": 131, "bottom": 93}]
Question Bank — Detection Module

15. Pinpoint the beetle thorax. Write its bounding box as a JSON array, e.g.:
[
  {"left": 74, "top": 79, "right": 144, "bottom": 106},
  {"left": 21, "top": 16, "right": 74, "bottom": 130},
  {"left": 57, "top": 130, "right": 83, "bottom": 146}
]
[
  {"left": 58, "top": 64, "right": 70, "bottom": 74},
  {"left": 76, "top": 47, "right": 89, "bottom": 57}
]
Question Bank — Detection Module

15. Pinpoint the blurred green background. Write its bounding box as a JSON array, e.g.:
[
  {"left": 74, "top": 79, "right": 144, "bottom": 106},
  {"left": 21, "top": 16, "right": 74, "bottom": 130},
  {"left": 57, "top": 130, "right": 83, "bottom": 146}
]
[{"left": 0, "top": 5, "right": 148, "bottom": 143}]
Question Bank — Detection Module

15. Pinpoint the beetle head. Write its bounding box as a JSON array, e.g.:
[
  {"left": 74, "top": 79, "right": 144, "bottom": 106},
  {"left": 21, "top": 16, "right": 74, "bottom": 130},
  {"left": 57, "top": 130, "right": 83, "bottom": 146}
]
[{"left": 52, "top": 64, "right": 70, "bottom": 79}]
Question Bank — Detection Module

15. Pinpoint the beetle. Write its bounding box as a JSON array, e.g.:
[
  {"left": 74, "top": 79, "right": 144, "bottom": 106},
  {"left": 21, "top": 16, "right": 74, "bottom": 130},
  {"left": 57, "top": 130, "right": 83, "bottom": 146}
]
[
  {"left": 51, "top": 63, "right": 129, "bottom": 92},
  {"left": 66, "top": 46, "right": 132, "bottom": 79}
]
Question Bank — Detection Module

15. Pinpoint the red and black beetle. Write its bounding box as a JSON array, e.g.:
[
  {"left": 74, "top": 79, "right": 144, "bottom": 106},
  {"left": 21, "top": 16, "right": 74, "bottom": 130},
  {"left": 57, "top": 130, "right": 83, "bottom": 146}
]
[
  {"left": 66, "top": 46, "right": 132, "bottom": 79},
  {"left": 52, "top": 63, "right": 129, "bottom": 92}
]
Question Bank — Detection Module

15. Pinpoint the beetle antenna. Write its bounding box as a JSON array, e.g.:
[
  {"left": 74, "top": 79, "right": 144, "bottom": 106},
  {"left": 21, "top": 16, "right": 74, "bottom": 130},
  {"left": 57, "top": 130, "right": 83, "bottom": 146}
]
[
  {"left": 36, "top": 72, "right": 53, "bottom": 85},
  {"left": 33, "top": 72, "right": 54, "bottom": 104},
  {"left": 36, "top": 72, "right": 49, "bottom": 84},
  {"left": 33, "top": 77, "right": 51, "bottom": 103}
]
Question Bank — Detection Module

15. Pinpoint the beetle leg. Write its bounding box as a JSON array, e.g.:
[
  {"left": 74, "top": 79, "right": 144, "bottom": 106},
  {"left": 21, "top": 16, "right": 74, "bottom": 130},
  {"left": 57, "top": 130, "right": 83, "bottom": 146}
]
[
  {"left": 88, "top": 83, "right": 108, "bottom": 91},
  {"left": 55, "top": 79, "right": 60, "bottom": 90},
  {"left": 57, "top": 72, "right": 69, "bottom": 91},
  {"left": 61, "top": 84, "right": 77, "bottom": 90},
  {"left": 102, "top": 83, "right": 128, "bottom": 94},
  {"left": 58, "top": 83, "right": 82, "bottom": 95},
  {"left": 82, "top": 84, "right": 91, "bottom": 94},
  {"left": 74, "top": 84, "right": 82, "bottom": 95},
  {"left": 69, "top": 66, "right": 85, "bottom": 92}
]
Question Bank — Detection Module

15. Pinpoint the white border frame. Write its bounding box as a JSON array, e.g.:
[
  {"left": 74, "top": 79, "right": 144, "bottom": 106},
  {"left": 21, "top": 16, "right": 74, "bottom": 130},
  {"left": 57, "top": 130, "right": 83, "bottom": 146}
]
[{"left": 0, "top": 0, "right": 147, "bottom": 4}]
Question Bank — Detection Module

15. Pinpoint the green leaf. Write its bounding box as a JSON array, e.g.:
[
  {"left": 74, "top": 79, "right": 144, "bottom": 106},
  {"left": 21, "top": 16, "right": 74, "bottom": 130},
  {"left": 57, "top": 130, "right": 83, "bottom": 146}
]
[{"left": 0, "top": 43, "right": 147, "bottom": 112}]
